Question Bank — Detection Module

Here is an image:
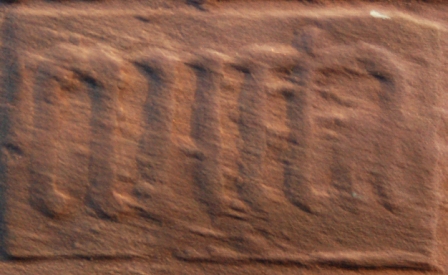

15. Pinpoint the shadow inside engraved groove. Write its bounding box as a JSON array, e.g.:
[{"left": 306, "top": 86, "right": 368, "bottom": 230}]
[
  {"left": 190, "top": 66, "right": 224, "bottom": 219},
  {"left": 0, "top": 148, "right": 8, "bottom": 260},
  {"left": 0, "top": 14, "right": 22, "bottom": 260},
  {"left": 134, "top": 64, "right": 173, "bottom": 188},
  {"left": 85, "top": 73, "right": 122, "bottom": 220}
]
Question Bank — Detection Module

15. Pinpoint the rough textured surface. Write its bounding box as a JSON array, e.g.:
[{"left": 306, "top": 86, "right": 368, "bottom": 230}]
[{"left": 0, "top": 1, "right": 448, "bottom": 274}]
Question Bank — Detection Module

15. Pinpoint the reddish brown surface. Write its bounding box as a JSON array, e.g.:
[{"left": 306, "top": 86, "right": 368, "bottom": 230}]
[{"left": 0, "top": 1, "right": 448, "bottom": 274}]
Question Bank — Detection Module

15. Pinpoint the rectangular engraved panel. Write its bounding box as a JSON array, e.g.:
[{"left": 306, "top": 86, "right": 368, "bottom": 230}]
[{"left": 0, "top": 5, "right": 443, "bottom": 270}]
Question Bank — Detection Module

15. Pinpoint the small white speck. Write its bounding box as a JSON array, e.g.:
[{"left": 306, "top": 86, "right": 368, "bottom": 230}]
[{"left": 370, "top": 10, "right": 390, "bottom": 20}]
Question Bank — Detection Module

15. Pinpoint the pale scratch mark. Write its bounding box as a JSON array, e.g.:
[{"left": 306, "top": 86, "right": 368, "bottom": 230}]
[{"left": 370, "top": 10, "right": 391, "bottom": 20}]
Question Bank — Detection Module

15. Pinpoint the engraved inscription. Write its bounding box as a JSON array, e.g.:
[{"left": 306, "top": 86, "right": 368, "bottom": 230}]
[
  {"left": 31, "top": 47, "right": 75, "bottom": 217},
  {"left": 188, "top": 50, "right": 229, "bottom": 219},
  {"left": 30, "top": 44, "right": 134, "bottom": 219},
  {"left": 233, "top": 44, "right": 301, "bottom": 217},
  {"left": 309, "top": 43, "right": 412, "bottom": 213},
  {"left": 133, "top": 50, "right": 178, "bottom": 193},
  {"left": 2, "top": 9, "right": 442, "bottom": 271}
]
